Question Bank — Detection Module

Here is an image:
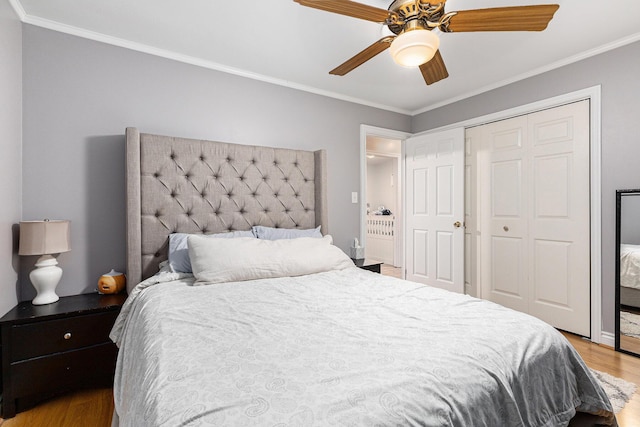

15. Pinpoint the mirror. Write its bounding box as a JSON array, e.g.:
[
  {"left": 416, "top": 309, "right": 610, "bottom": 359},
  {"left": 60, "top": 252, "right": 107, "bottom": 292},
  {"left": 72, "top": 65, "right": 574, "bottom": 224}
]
[{"left": 616, "top": 189, "right": 640, "bottom": 356}]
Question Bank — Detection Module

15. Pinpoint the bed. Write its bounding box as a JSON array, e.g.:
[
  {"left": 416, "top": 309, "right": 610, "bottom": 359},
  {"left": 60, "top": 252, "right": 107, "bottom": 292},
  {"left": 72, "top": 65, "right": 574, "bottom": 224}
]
[
  {"left": 111, "top": 128, "right": 616, "bottom": 426},
  {"left": 620, "top": 244, "right": 640, "bottom": 309}
]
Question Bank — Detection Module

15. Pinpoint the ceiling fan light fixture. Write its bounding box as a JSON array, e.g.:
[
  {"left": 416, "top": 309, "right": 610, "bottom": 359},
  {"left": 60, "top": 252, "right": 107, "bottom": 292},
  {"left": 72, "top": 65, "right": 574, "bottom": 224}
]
[{"left": 389, "top": 29, "right": 440, "bottom": 67}]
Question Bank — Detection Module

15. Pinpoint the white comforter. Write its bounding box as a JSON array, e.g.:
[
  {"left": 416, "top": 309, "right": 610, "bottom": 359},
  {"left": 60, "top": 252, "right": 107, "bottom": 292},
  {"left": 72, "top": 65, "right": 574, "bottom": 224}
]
[
  {"left": 110, "top": 267, "right": 613, "bottom": 427},
  {"left": 621, "top": 244, "right": 640, "bottom": 289}
]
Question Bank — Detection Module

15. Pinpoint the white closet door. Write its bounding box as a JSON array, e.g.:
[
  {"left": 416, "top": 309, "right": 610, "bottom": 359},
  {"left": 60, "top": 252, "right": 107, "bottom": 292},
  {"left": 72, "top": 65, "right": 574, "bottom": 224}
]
[
  {"left": 480, "top": 115, "right": 530, "bottom": 314},
  {"left": 478, "top": 100, "right": 590, "bottom": 336},
  {"left": 405, "top": 128, "right": 465, "bottom": 293},
  {"left": 527, "top": 101, "right": 590, "bottom": 336}
]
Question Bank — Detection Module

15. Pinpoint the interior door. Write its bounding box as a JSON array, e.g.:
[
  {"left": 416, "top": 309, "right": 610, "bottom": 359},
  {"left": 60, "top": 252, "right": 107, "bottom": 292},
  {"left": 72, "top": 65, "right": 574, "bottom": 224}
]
[
  {"left": 479, "top": 115, "right": 530, "bottom": 314},
  {"left": 405, "top": 128, "right": 465, "bottom": 293},
  {"left": 478, "top": 100, "right": 591, "bottom": 336},
  {"left": 527, "top": 101, "right": 590, "bottom": 336}
]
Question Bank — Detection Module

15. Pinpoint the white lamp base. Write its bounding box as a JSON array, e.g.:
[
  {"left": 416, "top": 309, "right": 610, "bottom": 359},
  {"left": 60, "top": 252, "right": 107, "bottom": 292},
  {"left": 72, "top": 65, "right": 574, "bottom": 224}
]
[{"left": 30, "top": 254, "right": 62, "bottom": 305}]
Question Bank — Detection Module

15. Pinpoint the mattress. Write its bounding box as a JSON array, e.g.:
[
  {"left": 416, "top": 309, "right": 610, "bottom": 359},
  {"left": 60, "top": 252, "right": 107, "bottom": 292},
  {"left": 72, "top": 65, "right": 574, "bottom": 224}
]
[
  {"left": 621, "top": 244, "right": 640, "bottom": 289},
  {"left": 110, "top": 267, "right": 614, "bottom": 426}
]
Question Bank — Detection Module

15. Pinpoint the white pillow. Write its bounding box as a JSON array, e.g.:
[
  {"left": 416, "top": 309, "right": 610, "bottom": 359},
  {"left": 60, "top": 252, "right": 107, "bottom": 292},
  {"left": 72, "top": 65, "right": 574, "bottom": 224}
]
[
  {"left": 188, "top": 234, "right": 354, "bottom": 285},
  {"left": 168, "top": 231, "right": 255, "bottom": 273},
  {"left": 252, "top": 225, "right": 322, "bottom": 240}
]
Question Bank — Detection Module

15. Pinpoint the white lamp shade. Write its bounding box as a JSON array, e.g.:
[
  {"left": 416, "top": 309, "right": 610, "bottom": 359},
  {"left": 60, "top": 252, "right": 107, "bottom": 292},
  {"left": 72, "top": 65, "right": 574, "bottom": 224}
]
[
  {"left": 19, "top": 220, "right": 71, "bottom": 256},
  {"left": 389, "top": 29, "right": 440, "bottom": 67}
]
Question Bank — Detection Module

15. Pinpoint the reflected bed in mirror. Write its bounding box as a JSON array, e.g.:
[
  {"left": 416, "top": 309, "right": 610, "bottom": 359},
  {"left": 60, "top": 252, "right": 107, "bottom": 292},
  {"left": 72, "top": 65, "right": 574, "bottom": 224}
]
[{"left": 616, "top": 189, "right": 640, "bottom": 356}]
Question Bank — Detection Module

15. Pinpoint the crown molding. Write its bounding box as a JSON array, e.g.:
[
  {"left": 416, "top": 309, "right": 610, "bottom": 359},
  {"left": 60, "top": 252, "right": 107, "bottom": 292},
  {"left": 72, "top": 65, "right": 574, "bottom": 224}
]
[
  {"left": 8, "top": 0, "right": 26, "bottom": 20},
  {"left": 411, "top": 31, "right": 640, "bottom": 116},
  {"left": 12, "top": 1, "right": 640, "bottom": 117},
  {"left": 16, "top": 9, "right": 411, "bottom": 116}
]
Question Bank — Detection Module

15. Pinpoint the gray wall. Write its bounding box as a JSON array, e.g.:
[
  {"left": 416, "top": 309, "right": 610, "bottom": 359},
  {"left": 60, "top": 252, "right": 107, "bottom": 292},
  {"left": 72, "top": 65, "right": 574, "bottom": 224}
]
[
  {"left": 412, "top": 40, "right": 640, "bottom": 335},
  {"left": 21, "top": 25, "right": 410, "bottom": 300},
  {"left": 0, "top": 0, "right": 22, "bottom": 316}
]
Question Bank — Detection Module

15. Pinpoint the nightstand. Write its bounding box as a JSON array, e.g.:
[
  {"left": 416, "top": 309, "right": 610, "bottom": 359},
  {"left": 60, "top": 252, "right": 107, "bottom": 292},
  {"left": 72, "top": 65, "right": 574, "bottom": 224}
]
[
  {"left": 0, "top": 292, "right": 126, "bottom": 418},
  {"left": 352, "top": 258, "right": 383, "bottom": 274}
]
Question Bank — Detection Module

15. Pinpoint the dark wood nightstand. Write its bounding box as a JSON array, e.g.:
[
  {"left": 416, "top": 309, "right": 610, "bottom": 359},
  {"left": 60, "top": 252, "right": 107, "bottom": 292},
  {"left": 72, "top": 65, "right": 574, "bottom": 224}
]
[
  {"left": 0, "top": 292, "right": 127, "bottom": 418},
  {"left": 352, "top": 258, "right": 383, "bottom": 274}
]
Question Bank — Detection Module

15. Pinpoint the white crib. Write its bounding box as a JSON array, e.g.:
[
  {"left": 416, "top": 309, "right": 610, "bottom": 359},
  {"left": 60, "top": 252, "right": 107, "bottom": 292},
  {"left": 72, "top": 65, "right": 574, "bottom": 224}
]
[{"left": 366, "top": 215, "right": 395, "bottom": 265}]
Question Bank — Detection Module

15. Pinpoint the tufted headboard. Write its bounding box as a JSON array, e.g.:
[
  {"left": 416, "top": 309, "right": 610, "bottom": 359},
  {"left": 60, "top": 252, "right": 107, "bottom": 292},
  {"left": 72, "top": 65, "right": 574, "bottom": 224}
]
[{"left": 126, "top": 127, "right": 328, "bottom": 291}]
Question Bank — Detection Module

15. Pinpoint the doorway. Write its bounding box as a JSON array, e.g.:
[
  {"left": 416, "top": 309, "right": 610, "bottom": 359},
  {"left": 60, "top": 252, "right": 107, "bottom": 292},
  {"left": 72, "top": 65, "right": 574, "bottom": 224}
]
[
  {"left": 366, "top": 138, "right": 401, "bottom": 266},
  {"left": 360, "top": 126, "right": 411, "bottom": 276}
]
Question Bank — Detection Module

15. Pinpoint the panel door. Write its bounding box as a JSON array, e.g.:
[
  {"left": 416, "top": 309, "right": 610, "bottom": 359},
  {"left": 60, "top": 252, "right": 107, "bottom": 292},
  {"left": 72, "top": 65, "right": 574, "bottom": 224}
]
[
  {"left": 479, "top": 115, "right": 530, "bottom": 313},
  {"left": 476, "top": 100, "right": 591, "bottom": 337},
  {"left": 527, "top": 100, "right": 590, "bottom": 336},
  {"left": 405, "top": 128, "right": 465, "bottom": 293}
]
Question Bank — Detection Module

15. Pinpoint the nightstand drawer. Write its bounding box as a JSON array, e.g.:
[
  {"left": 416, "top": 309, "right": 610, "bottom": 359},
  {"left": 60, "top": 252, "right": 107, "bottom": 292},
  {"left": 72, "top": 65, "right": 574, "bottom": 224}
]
[
  {"left": 11, "top": 343, "right": 117, "bottom": 397},
  {"left": 10, "top": 311, "right": 118, "bottom": 361}
]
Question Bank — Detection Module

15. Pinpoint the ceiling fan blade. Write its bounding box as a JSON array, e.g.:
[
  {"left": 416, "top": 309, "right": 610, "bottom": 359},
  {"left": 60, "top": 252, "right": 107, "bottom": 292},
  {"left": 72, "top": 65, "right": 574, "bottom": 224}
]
[
  {"left": 444, "top": 4, "right": 559, "bottom": 32},
  {"left": 419, "top": 50, "right": 449, "bottom": 85},
  {"left": 294, "top": 0, "right": 393, "bottom": 23},
  {"left": 330, "top": 37, "right": 394, "bottom": 76}
]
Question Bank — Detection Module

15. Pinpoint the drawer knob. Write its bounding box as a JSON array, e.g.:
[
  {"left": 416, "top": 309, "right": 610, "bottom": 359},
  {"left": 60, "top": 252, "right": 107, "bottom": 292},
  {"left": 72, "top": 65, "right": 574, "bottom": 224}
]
[{"left": 64, "top": 332, "right": 72, "bottom": 340}]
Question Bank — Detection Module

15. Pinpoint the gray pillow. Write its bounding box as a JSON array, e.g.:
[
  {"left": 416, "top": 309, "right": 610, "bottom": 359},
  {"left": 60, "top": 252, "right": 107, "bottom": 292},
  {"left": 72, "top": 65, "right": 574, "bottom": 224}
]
[
  {"left": 253, "top": 225, "right": 322, "bottom": 240},
  {"left": 168, "top": 230, "right": 255, "bottom": 273}
]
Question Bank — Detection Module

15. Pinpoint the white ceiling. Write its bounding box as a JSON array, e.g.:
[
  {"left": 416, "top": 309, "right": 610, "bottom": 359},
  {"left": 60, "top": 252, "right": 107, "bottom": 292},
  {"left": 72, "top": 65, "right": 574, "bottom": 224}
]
[{"left": 12, "top": 0, "right": 640, "bottom": 114}]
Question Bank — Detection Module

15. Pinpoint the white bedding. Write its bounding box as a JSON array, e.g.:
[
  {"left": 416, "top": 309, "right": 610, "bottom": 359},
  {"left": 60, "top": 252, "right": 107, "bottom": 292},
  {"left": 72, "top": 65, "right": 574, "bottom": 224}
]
[
  {"left": 621, "top": 244, "right": 640, "bottom": 289},
  {"left": 110, "top": 268, "right": 614, "bottom": 426}
]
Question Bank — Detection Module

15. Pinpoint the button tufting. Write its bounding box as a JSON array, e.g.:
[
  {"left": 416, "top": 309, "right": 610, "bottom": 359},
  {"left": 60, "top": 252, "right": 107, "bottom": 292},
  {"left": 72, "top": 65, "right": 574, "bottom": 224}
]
[
  {"left": 201, "top": 192, "right": 206, "bottom": 198},
  {"left": 153, "top": 172, "right": 159, "bottom": 178},
  {"left": 155, "top": 212, "right": 160, "bottom": 217},
  {"left": 251, "top": 159, "right": 256, "bottom": 164},
  {"left": 199, "top": 155, "right": 205, "bottom": 161},
  {"left": 252, "top": 192, "right": 257, "bottom": 197},
  {"left": 170, "top": 191, "right": 176, "bottom": 198},
  {"left": 226, "top": 157, "right": 231, "bottom": 162},
  {"left": 154, "top": 252, "right": 160, "bottom": 257},
  {"left": 283, "top": 177, "right": 289, "bottom": 182},
  {"left": 170, "top": 153, "right": 175, "bottom": 160}
]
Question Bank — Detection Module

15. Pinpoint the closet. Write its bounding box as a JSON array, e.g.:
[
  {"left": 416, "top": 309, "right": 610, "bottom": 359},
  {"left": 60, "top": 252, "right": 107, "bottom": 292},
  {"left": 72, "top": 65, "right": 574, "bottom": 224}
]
[{"left": 466, "top": 100, "right": 591, "bottom": 337}]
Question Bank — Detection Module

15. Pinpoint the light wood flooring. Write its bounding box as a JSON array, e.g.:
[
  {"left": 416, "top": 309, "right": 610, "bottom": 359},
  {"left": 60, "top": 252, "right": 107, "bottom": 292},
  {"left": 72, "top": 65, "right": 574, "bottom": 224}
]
[{"left": 1, "top": 266, "right": 638, "bottom": 426}]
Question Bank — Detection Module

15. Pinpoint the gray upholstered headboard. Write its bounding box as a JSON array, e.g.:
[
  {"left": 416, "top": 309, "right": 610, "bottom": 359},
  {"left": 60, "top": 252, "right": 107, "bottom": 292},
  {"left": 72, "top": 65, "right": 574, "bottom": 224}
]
[{"left": 126, "top": 127, "right": 328, "bottom": 291}]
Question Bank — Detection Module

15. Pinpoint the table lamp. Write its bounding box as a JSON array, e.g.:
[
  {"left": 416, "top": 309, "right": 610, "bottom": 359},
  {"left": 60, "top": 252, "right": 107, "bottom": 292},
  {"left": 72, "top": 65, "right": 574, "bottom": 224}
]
[{"left": 19, "top": 219, "right": 71, "bottom": 305}]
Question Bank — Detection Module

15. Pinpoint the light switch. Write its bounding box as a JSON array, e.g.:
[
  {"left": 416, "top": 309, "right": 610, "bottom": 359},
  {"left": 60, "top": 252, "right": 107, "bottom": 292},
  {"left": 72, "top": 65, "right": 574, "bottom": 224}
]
[{"left": 351, "top": 192, "right": 358, "bottom": 203}]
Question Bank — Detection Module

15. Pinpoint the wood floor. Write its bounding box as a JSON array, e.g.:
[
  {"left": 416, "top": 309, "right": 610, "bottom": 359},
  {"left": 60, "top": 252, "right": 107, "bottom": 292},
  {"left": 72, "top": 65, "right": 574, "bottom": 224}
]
[{"left": 1, "top": 267, "right": 638, "bottom": 426}]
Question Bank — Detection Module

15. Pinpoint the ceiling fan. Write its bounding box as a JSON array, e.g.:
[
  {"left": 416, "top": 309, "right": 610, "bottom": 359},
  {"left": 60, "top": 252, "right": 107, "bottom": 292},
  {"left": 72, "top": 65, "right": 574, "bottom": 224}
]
[{"left": 294, "top": 0, "right": 559, "bottom": 85}]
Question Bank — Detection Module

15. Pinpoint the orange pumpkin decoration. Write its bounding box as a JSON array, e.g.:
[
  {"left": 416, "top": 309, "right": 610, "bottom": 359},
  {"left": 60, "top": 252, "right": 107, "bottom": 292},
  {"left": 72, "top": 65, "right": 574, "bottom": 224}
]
[{"left": 98, "top": 269, "right": 126, "bottom": 294}]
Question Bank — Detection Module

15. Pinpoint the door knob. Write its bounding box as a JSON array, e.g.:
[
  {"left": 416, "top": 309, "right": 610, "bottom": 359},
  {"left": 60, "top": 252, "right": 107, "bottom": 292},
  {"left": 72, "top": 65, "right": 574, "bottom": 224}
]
[
  {"left": 454, "top": 221, "right": 462, "bottom": 228},
  {"left": 503, "top": 226, "right": 509, "bottom": 232}
]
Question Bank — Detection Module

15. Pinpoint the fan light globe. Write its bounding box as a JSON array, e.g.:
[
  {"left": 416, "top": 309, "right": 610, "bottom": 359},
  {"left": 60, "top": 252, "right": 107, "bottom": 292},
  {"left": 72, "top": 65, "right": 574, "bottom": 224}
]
[{"left": 390, "top": 29, "right": 440, "bottom": 67}]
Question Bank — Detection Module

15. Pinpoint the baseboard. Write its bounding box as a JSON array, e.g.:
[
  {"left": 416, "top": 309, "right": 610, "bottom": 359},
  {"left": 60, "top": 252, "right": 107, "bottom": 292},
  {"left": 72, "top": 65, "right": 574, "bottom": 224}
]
[{"left": 600, "top": 331, "right": 615, "bottom": 348}]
